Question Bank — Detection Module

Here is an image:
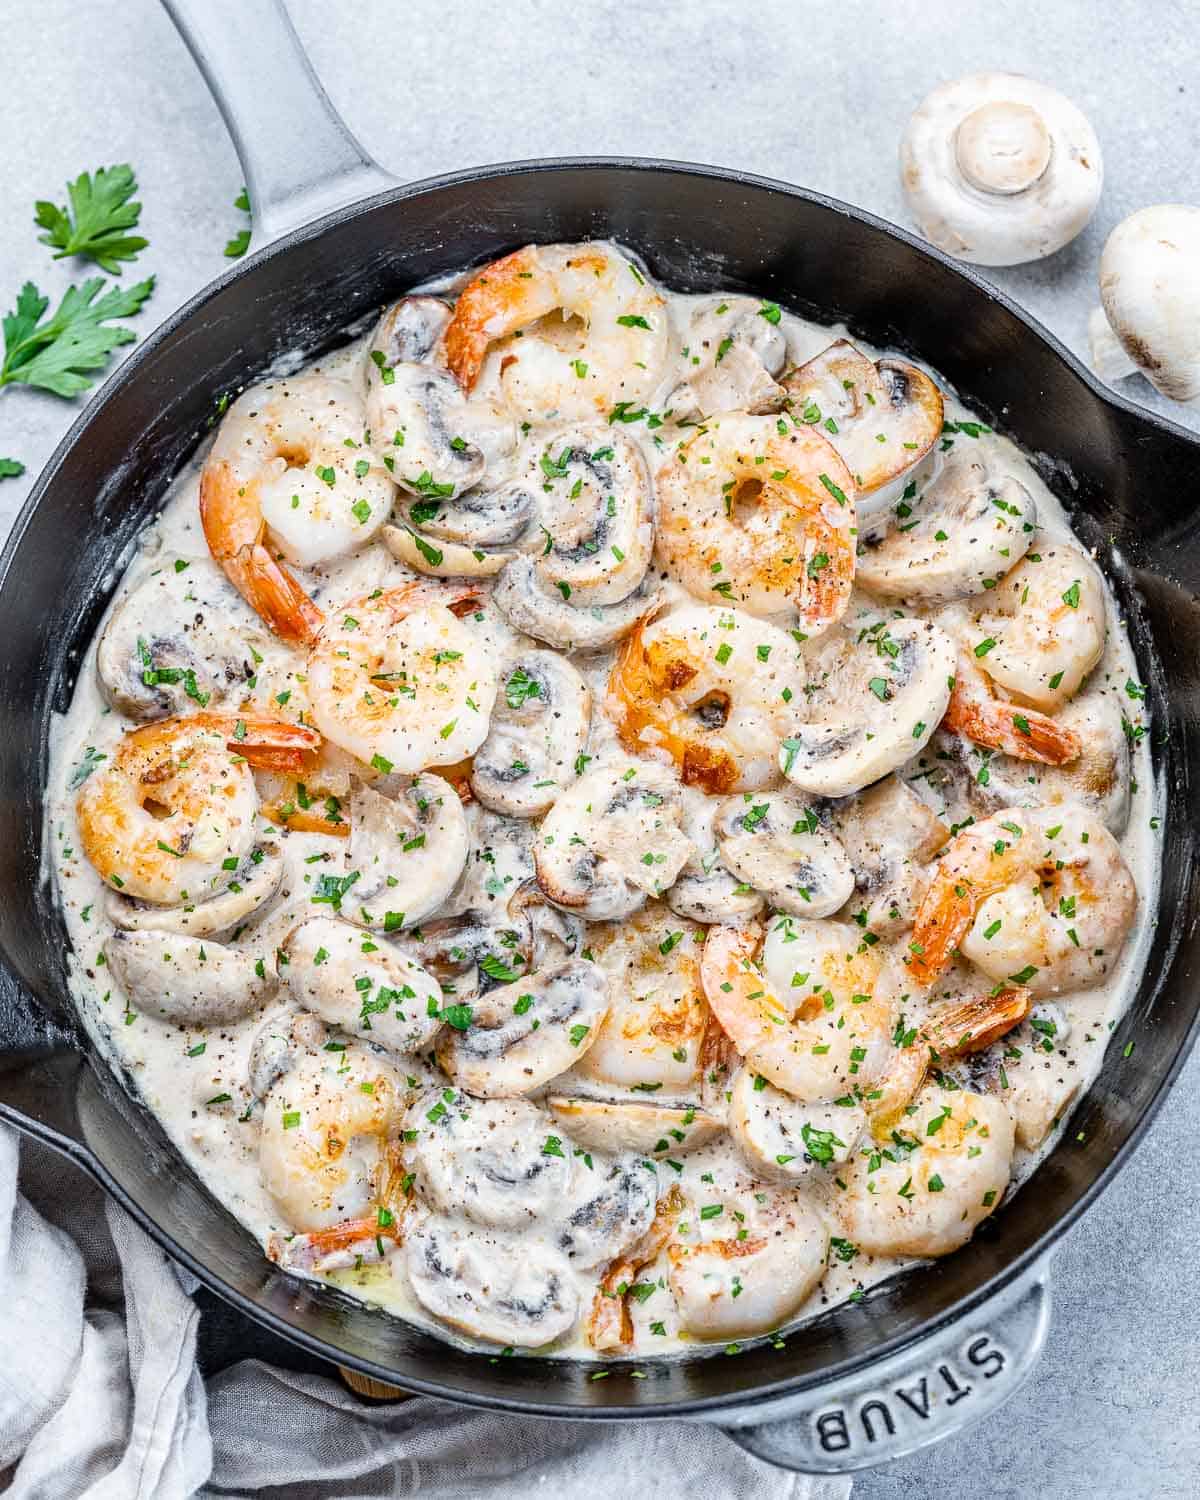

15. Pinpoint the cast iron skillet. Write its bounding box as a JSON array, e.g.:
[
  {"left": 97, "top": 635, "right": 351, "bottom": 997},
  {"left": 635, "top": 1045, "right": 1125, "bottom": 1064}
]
[{"left": 2, "top": 0, "right": 1198, "bottom": 1476}]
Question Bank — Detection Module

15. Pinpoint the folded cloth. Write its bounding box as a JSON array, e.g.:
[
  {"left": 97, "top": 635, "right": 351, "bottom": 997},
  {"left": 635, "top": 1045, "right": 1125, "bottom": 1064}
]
[{"left": 0, "top": 1125, "right": 850, "bottom": 1500}]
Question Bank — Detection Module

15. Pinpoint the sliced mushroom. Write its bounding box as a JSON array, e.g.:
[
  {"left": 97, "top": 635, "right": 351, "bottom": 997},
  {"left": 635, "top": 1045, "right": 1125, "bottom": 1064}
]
[
  {"left": 556, "top": 1158, "right": 657, "bottom": 1269},
  {"left": 406, "top": 1215, "right": 579, "bottom": 1347},
  {"left": 727, "top": 1068, "right": 865, "bottom": 1184},
  {"left": 405, "top": 476, "right": 536, "bottom": 548},
  {"left": 780, "top": 618, "right": 956, "bottom": 797},
  {"left": 516, "top": 425, "right": 653, "bottom": 605},
  {"left": 665, "top": 790, "right": 765, "bottom": 923},
  {"left": 281, "top": 915, "right": 444, "bottom": 1055},
  {"left": 105, "top": 842, "right": 285, "bottom": 939},
  {"left": 534, "top": 763, "right": 694, "bottom": 920},
  {"left": 830, "top": 776, "right": 949, "bottom": 936},
  {"left": 962, "top": 1002, "right": 1076, "bottom": 1149},
  {"left": 248, "top": 1010, "right": 328, "bottom": 1100},
  {"left": 104, "top": 930, "right": 275, "bottom": 1027},
  {"left": 492, "top": 556, "right": 664, "bottom": 652},
  {"left": 714, "top": 790, "right": 854, "bottom": 917},
  {"left": 901, "top": 72, "right": 1103, "bottom": 267},
  {"left": 547, "top": 1097, "right": 723, "bottom": 1156},
  {"left": 470, "top": 650, "right": 591, "bottom": 818},
  {"left": 365, "top": 296, "right": 516, "bottom": 500},
  {"left": 437, "top": 958, "right": 610, "bottom": 1097},
  {"left": 339, "top": 777, "right": 469, "bottom": 931},
  {"left": 1089, "top": 205, "right": 1200, "bottom": 405},
  {"left": 667, "top": 295, "right": 787, "bottom": 420},
  {"left": 408, "top": 1090, "right": 572, "bottom": 1229},
  {"left": 96, "top": 556, "right": 271, "bottom": 720},
  {"left": 381, "top": 524, "right": 515, "bottom": 579},
  {"left": 781, "top": 341, "right": 943, "bottom": 514},
  {"left": 856, "top": 448, "right": 1038, "bottom": 603},
  {"left": 572, "top": 902, "right": 708, "bottom": 1094}
]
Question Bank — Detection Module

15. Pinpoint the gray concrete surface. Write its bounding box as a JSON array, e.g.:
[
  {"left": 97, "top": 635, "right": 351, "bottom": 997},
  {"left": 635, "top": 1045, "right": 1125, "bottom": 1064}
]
[{"left": 2, "top": 1, "right": 1199, "bottom": 1494}]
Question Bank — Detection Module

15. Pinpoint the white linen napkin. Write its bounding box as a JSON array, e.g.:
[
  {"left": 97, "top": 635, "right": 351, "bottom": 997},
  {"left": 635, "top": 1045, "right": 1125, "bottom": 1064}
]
[{"left": 0, "top": 1125, "right": 850, "bottom": 1500}]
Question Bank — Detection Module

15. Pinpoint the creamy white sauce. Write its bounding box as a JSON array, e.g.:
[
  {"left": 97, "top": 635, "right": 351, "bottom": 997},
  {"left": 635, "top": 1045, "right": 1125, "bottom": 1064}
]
[{"left": 45, "top": 249, "right": 1160, "bottom": 1363}]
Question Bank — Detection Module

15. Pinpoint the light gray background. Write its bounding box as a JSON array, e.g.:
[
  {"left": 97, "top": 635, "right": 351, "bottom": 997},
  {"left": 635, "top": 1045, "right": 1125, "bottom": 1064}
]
[{"left": 2, "top": 2, "right": 1199, "bottom": 1495}]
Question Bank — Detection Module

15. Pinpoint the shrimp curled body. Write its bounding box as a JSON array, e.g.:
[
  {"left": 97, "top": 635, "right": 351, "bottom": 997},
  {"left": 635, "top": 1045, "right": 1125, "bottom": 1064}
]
[
  {"left": 76, "top": 714, "right": 318, "bottom": 905},
  {"left": 907, "top": 805, "right": 1137, "bottom": 995},
  {"left": 443, "top": 241, "right": 670, "bottom": 422},
  {"left": 655, "top": 415, "right": 857, "bottom": 630}
]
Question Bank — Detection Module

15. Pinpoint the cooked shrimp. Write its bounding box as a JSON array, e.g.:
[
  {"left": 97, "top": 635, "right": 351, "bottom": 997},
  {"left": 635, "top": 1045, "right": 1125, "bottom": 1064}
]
[
  {"left": 836, "top": 1082, "right": 1014, "bottom": 1257},
  {"left": 781, "top": 340, "right": 943, "bottom": 514},
  {"left": 866, "top": 984, "right": 1032, "bottom": 1134},
  {"left": 76, "top": 714, "right": 318, "bottom": 904},
  {"left": 259, "top": 1042, "right": 407, "bottom": 1235},
  {"left": 962, "top": 543, "right": 1107, "bottom": 712},
  {"left": 201, "top": 376, "right": 394, "bottom": 645},
  {"left": 937, "top": 676, "right": 1133, "bottom": 836},
  {"left": 442, "top": 241, "right": 670, "bottom": 421},
  {"left": 573, "top": 903, "right": 709, "bottom": 1095},
  {"left": 943, "top": 645, "right": 1082, "bottom": 766},
  {"left": 667, "top": 1182, "right": 828, "bottom": 1339},
  {"left": 907, "top": 805, "right": 1137, "bottom": 994},
  {"left": 305, "top": 582, "right": 498, "bottom": 772},
  {"left": 655, "top": 414, "right": 857, "bottom": 629},
  {"left": 588, "top": 1183, "right": 684, "bottom": 1351},
  {"left": 609, "top": 605, "right": 804, "bottom": 795},
  {"left": 700, "top": 917, "right": 894, "bottom": 1103},
  {"left": 520, "top": 424, "right": 654, "bottom": 605}
]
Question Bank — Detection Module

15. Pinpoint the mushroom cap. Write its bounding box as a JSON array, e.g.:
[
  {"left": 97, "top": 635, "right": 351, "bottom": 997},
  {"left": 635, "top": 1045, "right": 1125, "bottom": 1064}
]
[
  {"left": 1097, "top": 204, "right": 1200, "bottom": 404},
  {"left": 900, "top": 72, "right": 1102, "bottom": 266}
]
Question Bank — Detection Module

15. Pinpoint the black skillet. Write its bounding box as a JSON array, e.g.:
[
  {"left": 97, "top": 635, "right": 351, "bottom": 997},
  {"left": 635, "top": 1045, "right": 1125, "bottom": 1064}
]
[{"left": 1, "top": 0, "right": 1198, "bottom": 1476}]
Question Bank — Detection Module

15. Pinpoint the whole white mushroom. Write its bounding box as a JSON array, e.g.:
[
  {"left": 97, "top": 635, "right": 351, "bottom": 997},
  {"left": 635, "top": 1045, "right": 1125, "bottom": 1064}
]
[
  {"left": 900, "top": 72, "right": 1103, "bottom": 266},
  {"left": 1088, "top": 205, "right": 1200, "bottom": 405}
]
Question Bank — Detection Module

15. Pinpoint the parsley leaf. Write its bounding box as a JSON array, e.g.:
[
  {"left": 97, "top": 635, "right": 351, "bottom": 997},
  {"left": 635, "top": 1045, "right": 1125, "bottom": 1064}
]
[
  {"left": 0, "top": 457, "right": 24, "bottom": 479},
  {"left": 34, "top": 165, "right": 147, "bottom": 274},
  {"left": 1, "top": 276, "right": 154, "bottom": 397},
  {"left": 224, "top": 187, "right": 252, "bottom": 258}
]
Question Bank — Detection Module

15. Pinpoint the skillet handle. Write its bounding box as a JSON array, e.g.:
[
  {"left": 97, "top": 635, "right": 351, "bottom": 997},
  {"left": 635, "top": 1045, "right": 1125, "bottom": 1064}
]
[
  {"left": 160, "top": 0, "right": 399, "bottom": 242},
  {"left": 0, "top": 958, "right": 98, "bottom": 1171},
  {"left": 700, "top": 1263, "right": 1052, "bottom": 1475}
]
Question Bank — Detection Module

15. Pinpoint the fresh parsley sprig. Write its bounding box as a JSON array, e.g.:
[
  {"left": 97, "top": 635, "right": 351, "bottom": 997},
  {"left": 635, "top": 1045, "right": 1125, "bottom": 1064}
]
[
  {"left": 0, "top": 458, "right": 24, "bottom": 479},
  {"left": 224, "top": 187, "right": 251, "bottom": 258},
  {"left": 1, "top": 276, "right": 155, "bottom": 397},
  {"left": 34, "top": 164, "right": 148, "bottom": 275}
]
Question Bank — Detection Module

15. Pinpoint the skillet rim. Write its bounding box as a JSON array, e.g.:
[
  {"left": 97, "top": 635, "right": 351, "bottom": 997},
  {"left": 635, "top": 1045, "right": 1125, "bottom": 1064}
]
[{"left": 4, "top": 154, "right": 1198, "bottom": 1419}]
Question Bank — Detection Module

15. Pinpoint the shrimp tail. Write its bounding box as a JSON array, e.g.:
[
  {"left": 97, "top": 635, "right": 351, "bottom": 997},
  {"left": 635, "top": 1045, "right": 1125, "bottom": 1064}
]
[
  {"left": 267, "top": 1216, "right": 401, "bottom": 1272},
  {"left": 587, "top": 1185, "right": 683, "bottom": 1352},
  {"left": 200, "top": 462, "right": 325, "bottom": 648},
  {"left": 191, "top": 713, "right": 322, "bottom": 776},
  {"left": 869, "top": 985, "right": 1032, "bottom": 1133},
  {"left": 943, "top": 669, "right": 1081, "bottom": 767},
  {"left": 443, "top": 247, "right": 538, "bottom": 391},
  {"left": 905, "top": 877, "right": 974, "bottom": 985}
]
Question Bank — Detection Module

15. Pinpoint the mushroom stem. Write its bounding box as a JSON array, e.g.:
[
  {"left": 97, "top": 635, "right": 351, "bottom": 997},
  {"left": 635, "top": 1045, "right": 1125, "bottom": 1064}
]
[
  {"left": 1088, "top": 305, "right": 1139, "bottom": 384},
  {"left": 954, "top": 101, "right": 1051, "bottom": 196}
]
